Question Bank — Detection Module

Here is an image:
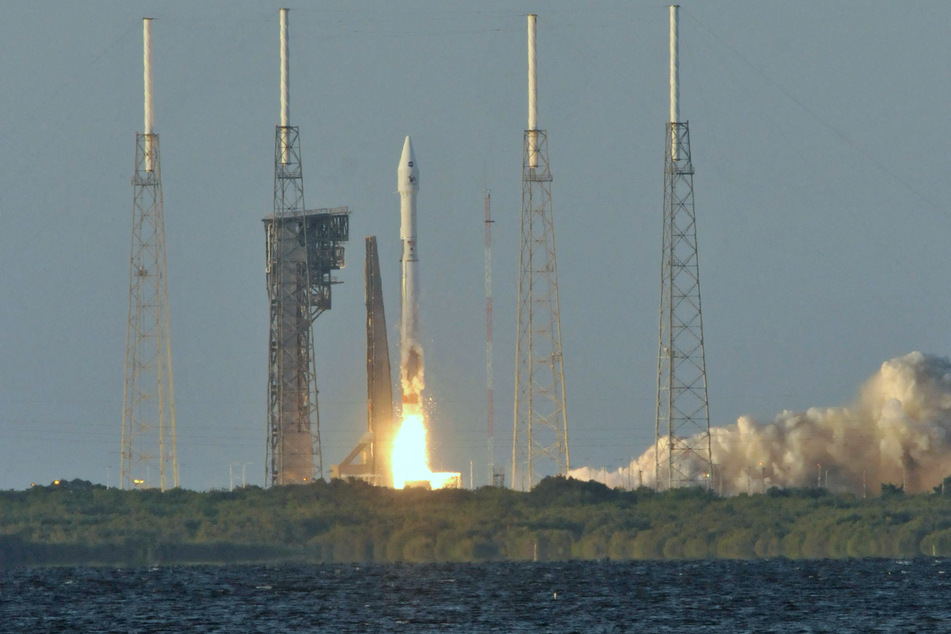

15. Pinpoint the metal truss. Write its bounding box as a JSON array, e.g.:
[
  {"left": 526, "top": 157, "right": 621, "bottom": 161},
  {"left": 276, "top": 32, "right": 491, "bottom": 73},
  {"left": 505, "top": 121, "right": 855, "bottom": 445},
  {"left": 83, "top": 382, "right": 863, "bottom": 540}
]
[
  {"left": 265, "top": 126, "right": 348, "bottom": 487},
  {"left": 512, "top": 129, "right": 570, "bottom": 490},
  {"left": 121, "top": 132, "right": 178, "bottom": 491},
  {"left": 656, "top": 121, "right": 712, "bottom": 490}
]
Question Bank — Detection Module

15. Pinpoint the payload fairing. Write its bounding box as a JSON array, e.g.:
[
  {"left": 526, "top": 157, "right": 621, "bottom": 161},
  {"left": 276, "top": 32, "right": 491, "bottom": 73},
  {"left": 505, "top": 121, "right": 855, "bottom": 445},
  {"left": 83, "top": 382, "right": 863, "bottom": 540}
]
[{"left": 398, "top": 136, "right": 423, "bottom": 410}]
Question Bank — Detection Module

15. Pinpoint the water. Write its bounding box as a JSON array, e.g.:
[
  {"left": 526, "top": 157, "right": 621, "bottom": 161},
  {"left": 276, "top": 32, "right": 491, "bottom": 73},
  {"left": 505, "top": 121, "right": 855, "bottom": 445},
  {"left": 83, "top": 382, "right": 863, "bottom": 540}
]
[{"left": 2, "top": 559, "right": 950, "bottom": 632}]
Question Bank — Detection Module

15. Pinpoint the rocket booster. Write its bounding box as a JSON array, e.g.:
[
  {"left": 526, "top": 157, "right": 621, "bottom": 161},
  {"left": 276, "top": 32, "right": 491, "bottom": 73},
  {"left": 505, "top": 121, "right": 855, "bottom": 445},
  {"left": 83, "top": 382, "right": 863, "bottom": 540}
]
[{"left": 398, "top": 136, "right": 423, "bottom": 407}]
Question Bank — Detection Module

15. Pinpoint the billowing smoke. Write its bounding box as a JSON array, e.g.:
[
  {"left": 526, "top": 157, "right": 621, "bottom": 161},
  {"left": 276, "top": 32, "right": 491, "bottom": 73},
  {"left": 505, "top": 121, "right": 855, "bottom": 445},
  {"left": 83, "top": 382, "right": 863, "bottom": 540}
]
[
  {"left": 400, "top": 343, "right": 425, "bottom": 411},
  {"left": 570, "top": 352, "right": 951, "bottom": 495}
]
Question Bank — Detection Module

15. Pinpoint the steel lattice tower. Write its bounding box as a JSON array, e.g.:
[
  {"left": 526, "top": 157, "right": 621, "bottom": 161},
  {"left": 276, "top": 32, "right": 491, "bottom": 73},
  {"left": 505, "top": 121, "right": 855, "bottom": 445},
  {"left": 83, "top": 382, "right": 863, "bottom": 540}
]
[
  {"left": 655, "top": 5, "right": 712, "bottom": 490},
  {"left": 264, "top": 9, "right": 348, "bottom": 487},
  {"left": 121, "top": 18, "right": 178, "bottom": 491},
  {"left": 265, "top": 124, "right": 318, "bottom": 487},
  {"left": 512, "top": 14, "right": 570, "bottom": 491}
]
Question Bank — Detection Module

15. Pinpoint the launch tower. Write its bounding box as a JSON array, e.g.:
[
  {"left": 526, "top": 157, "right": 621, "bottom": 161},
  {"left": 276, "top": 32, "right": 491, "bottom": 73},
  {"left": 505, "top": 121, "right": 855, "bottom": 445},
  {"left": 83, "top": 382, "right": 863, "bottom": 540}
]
[
  {"left": 265, "top": 9, "right": 349, "bottom": 486},
  {"left": 512, "top": 14, "right": 570, "bottom": 490},
  {"left": 655, "top": 5, "right": 712, "bottom": 490},
  {"left": 331, "top": 236, "right": 394, "bottom": 486},
  {"left": 121, "top": 18, "right": 178, "bottom": 491}
]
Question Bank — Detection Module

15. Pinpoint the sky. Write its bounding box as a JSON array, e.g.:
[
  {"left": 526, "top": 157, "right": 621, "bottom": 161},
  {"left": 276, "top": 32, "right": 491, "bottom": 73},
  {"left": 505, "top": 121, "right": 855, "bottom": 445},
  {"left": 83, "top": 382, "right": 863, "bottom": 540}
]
[{"left": 1, "top": 1, "right": 950, "bottom": 491}]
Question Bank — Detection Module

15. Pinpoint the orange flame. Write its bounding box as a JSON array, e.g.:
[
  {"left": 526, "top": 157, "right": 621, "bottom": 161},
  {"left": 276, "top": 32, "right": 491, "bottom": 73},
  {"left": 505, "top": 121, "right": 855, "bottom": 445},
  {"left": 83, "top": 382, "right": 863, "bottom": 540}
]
[{"left": 392, "top": 412, "right": 459, "bottom": 490}]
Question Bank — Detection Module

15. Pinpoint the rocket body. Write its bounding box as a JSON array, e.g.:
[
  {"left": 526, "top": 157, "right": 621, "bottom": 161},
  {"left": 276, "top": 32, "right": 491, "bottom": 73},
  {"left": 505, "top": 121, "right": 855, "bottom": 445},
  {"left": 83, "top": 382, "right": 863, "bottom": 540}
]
[{"left": 398, "top": 136, "right": 423, "bottom": 409}]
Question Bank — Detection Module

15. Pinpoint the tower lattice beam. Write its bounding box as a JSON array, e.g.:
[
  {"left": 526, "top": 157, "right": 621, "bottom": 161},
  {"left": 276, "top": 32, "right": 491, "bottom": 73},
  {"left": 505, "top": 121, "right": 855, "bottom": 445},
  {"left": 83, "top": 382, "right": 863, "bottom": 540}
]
[
  {"left": 121, "top": 18, "right": 178, "bottom": 491},
  {"left": 264, "top": 10, "right": 349, "bottom": 488},
  {"left": 654, "top": 5, "right": 712, "bottom": 491},
  {"left": 512, "top": 14, "right": 570, "bottom": 491}
]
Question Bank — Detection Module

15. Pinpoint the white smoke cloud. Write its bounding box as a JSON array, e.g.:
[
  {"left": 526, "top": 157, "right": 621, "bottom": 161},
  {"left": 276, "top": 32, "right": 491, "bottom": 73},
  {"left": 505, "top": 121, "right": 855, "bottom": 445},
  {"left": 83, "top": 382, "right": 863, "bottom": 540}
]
[{"left": 569, "top": 352, "right": 951, "bottom": 495}]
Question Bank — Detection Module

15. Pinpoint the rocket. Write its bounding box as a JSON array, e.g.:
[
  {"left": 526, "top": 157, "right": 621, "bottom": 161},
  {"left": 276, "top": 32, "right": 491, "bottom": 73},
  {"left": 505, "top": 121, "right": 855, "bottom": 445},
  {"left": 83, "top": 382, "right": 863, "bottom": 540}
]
[{"left": 398, "top": 136, "right": 423, "bottom": 409}]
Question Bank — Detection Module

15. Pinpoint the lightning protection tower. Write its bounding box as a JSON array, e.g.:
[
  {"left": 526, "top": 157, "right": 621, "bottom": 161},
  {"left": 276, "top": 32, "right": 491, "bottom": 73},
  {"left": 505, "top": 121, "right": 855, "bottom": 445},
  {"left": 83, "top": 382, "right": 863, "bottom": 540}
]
[
  {"left": 512, "top": 14, "right": 570, "bottom": 491},
  {"left": 655, "top": 5, "right": 712, "bottom": 490},
  {"left": 265, "top": 9, "right": 349, "bottom": 487},
  {"left": 485, "top": 191, "right": 496, "bottom": 487},
  {"left": 121, "top": 18, "right": 178, "bottom": 491}
]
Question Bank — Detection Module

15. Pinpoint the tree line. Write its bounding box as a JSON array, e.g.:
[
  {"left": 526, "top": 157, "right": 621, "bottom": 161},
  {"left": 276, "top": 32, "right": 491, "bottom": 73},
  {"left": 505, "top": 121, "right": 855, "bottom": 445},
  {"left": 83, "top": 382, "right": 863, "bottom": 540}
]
[{"left": 3, "top": 476, "right": 951, "bottom": 566}]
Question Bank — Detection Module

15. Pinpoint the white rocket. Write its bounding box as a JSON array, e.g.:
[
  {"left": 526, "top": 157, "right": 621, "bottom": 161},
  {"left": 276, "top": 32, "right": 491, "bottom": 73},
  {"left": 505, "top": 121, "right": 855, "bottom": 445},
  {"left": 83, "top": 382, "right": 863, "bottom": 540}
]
[{"left": 398, "top": 136, "right": 423, "bottom": 408}]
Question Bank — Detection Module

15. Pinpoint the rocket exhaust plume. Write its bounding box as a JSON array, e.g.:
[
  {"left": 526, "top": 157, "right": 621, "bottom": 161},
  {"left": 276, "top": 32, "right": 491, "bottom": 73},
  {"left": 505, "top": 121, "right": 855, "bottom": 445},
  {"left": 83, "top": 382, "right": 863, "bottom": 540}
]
[{"left": 572, "top": 352, "right": 951, "bottom": 495}]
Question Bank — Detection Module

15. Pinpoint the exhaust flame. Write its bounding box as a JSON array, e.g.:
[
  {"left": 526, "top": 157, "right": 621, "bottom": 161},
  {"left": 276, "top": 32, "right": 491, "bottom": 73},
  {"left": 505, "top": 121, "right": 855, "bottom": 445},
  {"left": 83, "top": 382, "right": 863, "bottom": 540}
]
[
  {"left": 391, "top": 411, "right": 459, "bottom": 490},
  {"left": 571, "top": 352, "right": 951, "bottom": 495}
]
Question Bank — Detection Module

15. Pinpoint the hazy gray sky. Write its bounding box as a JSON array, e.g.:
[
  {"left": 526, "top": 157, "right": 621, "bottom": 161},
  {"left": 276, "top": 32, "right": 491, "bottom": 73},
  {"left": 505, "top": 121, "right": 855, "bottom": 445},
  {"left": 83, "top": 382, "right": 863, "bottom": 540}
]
[{"left": 1, "top": 1, "right": 949, "bottom": 490}]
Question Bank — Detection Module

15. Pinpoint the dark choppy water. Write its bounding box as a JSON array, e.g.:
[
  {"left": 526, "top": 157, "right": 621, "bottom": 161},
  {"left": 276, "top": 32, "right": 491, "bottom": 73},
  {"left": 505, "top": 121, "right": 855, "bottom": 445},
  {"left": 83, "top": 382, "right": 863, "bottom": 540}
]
[{"left": 2, "top": 559, "right": 950, "bottom": 632}]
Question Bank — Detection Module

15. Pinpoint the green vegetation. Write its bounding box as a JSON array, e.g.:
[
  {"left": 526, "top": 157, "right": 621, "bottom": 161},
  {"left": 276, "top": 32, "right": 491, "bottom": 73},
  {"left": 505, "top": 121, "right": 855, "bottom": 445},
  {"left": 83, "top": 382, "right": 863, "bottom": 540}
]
[{"left": 5, "top": 476, "right": 951, "bottom": 566}]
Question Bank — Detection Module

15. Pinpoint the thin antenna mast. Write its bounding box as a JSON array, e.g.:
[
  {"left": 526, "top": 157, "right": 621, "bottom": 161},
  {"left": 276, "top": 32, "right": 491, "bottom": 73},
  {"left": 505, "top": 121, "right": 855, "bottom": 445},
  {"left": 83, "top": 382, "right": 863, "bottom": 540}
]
[
  {"left": 280, "top": 8, "right": 290, "bottom": 164},
  {"left": 527, "top": 16, "right": 538, "bottom": 169},
  {"left": 669, "top": 4, "right": 679, "bottom": 158},
  {"left": 484, "top": 190, "right": 494, "bottom": 486},
  {"left": 143, "top": 18, "right": 154, "bottom": 170}
]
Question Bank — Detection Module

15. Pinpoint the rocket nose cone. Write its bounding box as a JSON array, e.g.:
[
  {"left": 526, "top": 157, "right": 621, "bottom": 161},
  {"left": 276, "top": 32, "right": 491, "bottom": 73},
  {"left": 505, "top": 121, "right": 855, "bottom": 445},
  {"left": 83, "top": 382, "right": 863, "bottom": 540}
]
[
  {"left": 398, "top": 136, "right": 419, "bottom": 192},
  {"left": 400, "top": 136, "right": 415, "bottom": 163}
]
